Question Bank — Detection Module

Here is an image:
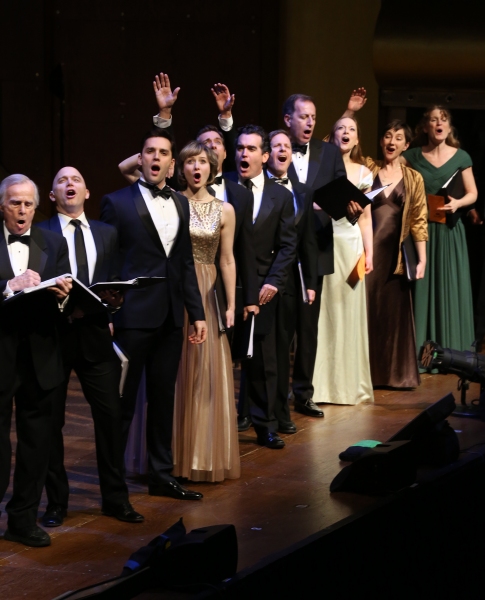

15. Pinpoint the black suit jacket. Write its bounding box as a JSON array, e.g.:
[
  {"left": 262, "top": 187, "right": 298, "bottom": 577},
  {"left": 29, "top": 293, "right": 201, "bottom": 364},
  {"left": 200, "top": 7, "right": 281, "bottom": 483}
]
[
  {"left": 0, "top": 225, "right": 71, "bottom": 391},
  {"left": 288, "top": 138, "right": 346, "bottom": 276},
  {"left": 100, "top": 182, "right": 204, "bottom": 329},
  {"left": 222, "top": 176, "right": 259, "bottom": 306},
  {"left": 287, "top": 180, "right": 319, "bottom": 296},
  {"left": 248, "top": 177, "right": 297, "bottom": 334},
  {"left": 37, "top": 215, "right": 119, "bottom": 362}
]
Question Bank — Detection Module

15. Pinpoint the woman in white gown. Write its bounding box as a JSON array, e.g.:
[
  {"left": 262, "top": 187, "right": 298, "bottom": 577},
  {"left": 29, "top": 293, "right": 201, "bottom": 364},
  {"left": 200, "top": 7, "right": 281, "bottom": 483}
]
[{"left": 312, "top": 117, "right": 374, "bottom": 405}]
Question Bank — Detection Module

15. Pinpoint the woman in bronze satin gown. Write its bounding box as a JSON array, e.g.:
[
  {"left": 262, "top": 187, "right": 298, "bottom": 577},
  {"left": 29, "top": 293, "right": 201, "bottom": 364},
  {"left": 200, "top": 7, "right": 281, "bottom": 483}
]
[
  {"left": 365, "top": 121, "right": 428, "bottom": 387},
  {"left": 171, "top": 141, "right": 240, "bottom": 482}
]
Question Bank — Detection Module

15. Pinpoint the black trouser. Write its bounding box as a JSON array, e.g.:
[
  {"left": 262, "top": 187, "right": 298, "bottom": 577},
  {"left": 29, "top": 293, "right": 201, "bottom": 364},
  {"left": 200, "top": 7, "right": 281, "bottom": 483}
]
[
  {"left": 291, "top": 276, "right": 324, "bottom": 402},
  {"left": 240, "top": 301, "right": 279, "bottom": 437},
  {"left": 45, "top": 327, "right": 127, "bottom": 510},
  {"left": 1, "top": 340, "right": 56, "bottom": 529},
  {"left": 115, "top": 313, "right": 183, "bottom": 485}
]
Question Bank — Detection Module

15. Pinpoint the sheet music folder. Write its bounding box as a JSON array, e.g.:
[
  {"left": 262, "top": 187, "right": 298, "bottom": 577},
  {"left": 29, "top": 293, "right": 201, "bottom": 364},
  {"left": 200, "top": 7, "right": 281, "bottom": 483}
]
[
  {"left": 401, "top": 235, "right": 419, "bottom": 281},
  {"left": 231, "top": 312, "right": 255, "bottom": 360},
  {"left": 3, "top": 273, "right": 106, "bottom": 315},
  {"left": 313, "top": 176, "right": 372, "bottom": 221},
  {"left": 89, "top": 276, "right": 165, "bottom": 295},
  {"left": 427, "top": 169, "right": 465, "bottom": 228}
]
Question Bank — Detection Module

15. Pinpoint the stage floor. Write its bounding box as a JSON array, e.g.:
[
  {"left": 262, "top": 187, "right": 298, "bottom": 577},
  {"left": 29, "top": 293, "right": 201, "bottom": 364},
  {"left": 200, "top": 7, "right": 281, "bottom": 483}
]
[{"left": 1, "top": 372, "right": 485, "bottom": 599}]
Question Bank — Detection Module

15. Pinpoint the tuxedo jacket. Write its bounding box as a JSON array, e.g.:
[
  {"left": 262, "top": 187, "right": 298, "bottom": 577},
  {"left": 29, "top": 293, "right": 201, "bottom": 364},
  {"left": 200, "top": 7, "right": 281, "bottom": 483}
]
[
  {"left": 288, "top": 138, "right": 346, "bottom": 276},
  {"left": 286, "top": 180, "right": 319, "bottom": 296},
  {"left": 222, "top": 176, "right": 259, "bottom": 306},
  {"left": 100, "top": 182, "right": 205, "bottom": 329},
  {"left": 37, "top": 215, "right": 119, "bottom": 362},
  {"left": 237, "top": 177, "right": 297, "bottom": 335},
  {"left": 0, "top": 225, "right": 71, "bottom": 392}
]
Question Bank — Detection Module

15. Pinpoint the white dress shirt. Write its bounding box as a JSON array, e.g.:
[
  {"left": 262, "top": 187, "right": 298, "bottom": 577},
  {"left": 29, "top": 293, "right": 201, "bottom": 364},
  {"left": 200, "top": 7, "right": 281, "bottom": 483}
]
[
  {"left": 57, "top": 212, "right": 97, "bottom": 284},
  {"left": 239, "top": 170, "right": 265, "bottom": 222},
  {"left": 211, "top": 172, "right": 227, "bottom": 202},
  {"left": 4, "top": 223, "right": 31, "bottom": 278},
  {"left": 292, "top": 143, "right": 310, "bottom": 184},
  {"left": 138, "top": 179, "right": 179, "bottom": 255},
  {"left": 267, "top": 171, "right": 298, "bottom": 215},
  {"left": 152, "top": 114, "right": 233, "bottom": 132}
]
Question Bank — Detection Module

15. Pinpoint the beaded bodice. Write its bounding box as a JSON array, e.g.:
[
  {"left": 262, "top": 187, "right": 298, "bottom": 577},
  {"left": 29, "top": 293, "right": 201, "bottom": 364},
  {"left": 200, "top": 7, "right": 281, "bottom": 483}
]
[{"left": 188, "top": 198, "right": 223, "bottom": 264}]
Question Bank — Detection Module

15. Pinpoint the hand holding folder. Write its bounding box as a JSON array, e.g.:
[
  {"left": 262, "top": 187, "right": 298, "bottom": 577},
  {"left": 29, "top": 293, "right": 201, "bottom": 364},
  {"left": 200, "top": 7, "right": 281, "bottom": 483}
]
[{"left": 313, "top": 176, "right": 389, "bottom": 221}]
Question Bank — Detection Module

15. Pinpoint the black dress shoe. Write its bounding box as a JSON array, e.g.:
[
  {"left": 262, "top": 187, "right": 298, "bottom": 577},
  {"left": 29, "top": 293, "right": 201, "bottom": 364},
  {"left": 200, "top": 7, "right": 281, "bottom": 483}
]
[
  {"left": 294, "top": 399, "right": 324, "bottom": 418},
  {"left": 237, "top": 416, "right": 252, "bottom": 432},
  {"left": 257, "top": 432, "right": 285, "bottom": 449},
  {"left": 41, "top": 506, "right": 67, "bottom": 527},
  {"left": 278, "top": 421, "right": 297, "bottom": 434},
  {"left": 102, "top": 501, "right": 144, "bottom": 523},
  {"left": 4, "top": 525, "right": 51, "bottom": 547},
  {"left": 148, "top": 480, "right": 203, "bottom": 500}
]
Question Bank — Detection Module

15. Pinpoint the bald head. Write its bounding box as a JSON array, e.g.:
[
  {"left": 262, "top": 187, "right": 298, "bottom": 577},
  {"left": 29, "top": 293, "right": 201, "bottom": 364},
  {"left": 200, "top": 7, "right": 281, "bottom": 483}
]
[{"left": 50, "top": 166, "right": 89, "bottom": 218}]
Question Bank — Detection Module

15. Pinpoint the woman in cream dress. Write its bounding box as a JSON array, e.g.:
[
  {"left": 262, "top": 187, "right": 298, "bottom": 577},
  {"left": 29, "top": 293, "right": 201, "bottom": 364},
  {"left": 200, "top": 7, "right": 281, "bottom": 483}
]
[{"left": 312, "top": 117, "right": 374, "bottom": 405}]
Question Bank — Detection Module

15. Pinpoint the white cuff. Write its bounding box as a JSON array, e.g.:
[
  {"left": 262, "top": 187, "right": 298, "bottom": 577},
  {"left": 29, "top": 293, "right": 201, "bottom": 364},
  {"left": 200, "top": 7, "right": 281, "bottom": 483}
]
[
  {"left": 218, "top": 115, "right": 233, "bottom": 131},
  {"left": 153, "top": 115, "right": 172, "bottom": 128},
  {"left": 3, "top": 281, "right": 14, "bottom": 298}
]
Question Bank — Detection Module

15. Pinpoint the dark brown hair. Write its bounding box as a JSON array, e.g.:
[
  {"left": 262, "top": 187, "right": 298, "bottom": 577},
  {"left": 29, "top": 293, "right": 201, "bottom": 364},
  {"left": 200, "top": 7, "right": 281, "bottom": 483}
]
[{"left": 380, "top": 119, "right": 413, "bottom": 144}]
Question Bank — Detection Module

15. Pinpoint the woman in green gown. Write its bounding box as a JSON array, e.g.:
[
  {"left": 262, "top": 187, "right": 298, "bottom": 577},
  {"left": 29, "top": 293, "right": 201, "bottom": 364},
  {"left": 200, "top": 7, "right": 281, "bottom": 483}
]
[{"left": 403, "top": 106, "right": 477, "bottom": 355}]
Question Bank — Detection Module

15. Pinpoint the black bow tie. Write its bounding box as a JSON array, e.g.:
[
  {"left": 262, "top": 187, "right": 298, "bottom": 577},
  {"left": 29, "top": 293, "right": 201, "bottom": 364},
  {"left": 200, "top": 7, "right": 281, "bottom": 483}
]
[
  {"left": 213, "top": 175, "right": 223, "bottom": 185},
  {"left": 274, "top": 177, "right": 289, "bottom": 185},
  {"left": 292, "top": 143, "right": 308, "bottom": 155},
  {"left": 139, "top": 180, "right": 172, "bottom": 199},
  {"left": 8, "top": 234, "right": 30, "bottom": 246}
]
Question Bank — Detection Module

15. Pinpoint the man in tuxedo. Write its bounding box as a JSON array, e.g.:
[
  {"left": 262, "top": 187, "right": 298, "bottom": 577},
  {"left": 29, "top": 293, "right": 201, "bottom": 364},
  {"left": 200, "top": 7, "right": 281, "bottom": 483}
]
[
  {"left": 148, "top": 73, "right": 259, "bottom": 312},
  {"left": 0, "top": 174, "right": 71, "bottom": 547},
  {"left": 196, "top": 125, "right": 259, "bottom": 312},
  {"left": 37, "top": 166, "right": 143, "bottom": 527},
  {"left": 101, "top": 129, "right": 207, "bottom": 500},
  {"left": 233, "top": 125, "right": 297, "bottom": 449},
  {"left": 264, "top": 130, "right": 318, "bottom": 434},
  {"left": 283, "top": 93, "right": 346, "bottom": 417}
]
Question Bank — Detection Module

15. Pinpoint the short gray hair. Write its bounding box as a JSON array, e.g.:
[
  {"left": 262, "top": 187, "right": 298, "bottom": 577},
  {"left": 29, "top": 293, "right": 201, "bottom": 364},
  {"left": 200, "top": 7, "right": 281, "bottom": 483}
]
[{"left": 0, "top": 174, "right": 40, "bottom": 208}]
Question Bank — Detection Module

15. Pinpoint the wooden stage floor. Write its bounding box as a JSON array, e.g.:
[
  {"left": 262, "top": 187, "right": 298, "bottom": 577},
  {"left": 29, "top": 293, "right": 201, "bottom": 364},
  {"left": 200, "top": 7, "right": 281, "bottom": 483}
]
[{"left": 1, "top": 371, "right": 485, "bottom": 599}]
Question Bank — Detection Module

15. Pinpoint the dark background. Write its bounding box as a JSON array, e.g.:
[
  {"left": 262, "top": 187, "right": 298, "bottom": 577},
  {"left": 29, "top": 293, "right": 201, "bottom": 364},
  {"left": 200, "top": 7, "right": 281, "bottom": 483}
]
[{"left": 0, "top": 0, "right": 281, "bottom": 218}]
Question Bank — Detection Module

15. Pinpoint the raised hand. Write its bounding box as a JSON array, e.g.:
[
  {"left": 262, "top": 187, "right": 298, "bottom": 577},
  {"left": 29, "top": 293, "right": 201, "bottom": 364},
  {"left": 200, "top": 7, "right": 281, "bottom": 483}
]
[
  {"left": 153, "top": 72, "right": 180, "bottom": 117},
  {"left": 211, "top": 83, "right": 235, "bottom": 118},
  {"left": 347, "top": 87, "right": 367, "bottom": 113}
]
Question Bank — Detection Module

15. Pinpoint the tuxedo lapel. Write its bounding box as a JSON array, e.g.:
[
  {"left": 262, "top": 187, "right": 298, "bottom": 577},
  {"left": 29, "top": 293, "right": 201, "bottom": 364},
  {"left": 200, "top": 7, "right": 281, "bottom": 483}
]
[
  {"left": 294, "top": 187, "right": 305, "bottom": 226},
  {"left": 28, "top": 228, "right": 48, "bottom": 277},
  {"left": 0, "top": 229, "right": 15, "bottom": 281},
  {"left": 225, "top": 184, "right": 239, "bottom": 213},
  {"left": 49, "top": 215, "right": 63, "bottom": 235},
  {"left": 253, "top": 184, "right": 274, "bottom": 233},
  {"left": 306, "top": 139, "right": 323, "bottom": 189},
  {"left": 90, "top": 220, "right": 104, "bottom": 283},
  {"left": 132, "top": 185, "right": 166, "bottom": 256},
  {"left": 169, "top": 191, "right": 186, "bottom": 253}
]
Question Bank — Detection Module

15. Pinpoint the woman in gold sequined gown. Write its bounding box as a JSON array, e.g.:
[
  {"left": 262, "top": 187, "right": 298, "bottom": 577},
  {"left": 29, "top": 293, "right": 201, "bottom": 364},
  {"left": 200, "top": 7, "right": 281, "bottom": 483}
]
[{"left": 172, "top": 141, "right": 240, "bottom": 482}]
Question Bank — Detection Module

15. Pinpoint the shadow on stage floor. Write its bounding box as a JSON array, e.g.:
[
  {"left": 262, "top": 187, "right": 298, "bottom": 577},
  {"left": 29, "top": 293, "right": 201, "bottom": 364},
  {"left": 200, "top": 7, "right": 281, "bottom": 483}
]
[{"left": 1, "top": 372, "right": 485, "bottom": 599}]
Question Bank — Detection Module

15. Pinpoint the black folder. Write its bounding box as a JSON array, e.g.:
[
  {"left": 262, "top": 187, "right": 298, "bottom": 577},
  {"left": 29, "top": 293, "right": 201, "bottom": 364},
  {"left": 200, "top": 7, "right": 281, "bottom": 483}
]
[
  {"left": 434, "top": 169, "right": 465, "bottom": 228},
  {"left": 313, "top": 176, "right": 371, "bottom": 221},
  {"left": 214, "top": 274, "right": 228, "bottom": 333},
  {"left": 231, "top": 311, "right": 255, "bottom": 360},
  {"left": 401, "top": 235, "right": 419, "bottom": 281},
  {"left": 89, "top": 276, "right": 165, "bottom": 295}
]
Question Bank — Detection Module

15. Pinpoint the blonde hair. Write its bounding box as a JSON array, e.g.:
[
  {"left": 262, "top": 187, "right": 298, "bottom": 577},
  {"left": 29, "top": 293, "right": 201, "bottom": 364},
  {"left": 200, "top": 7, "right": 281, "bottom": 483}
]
[{"left": 178, "top": 141, "right": 218, "bottom": 189}]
